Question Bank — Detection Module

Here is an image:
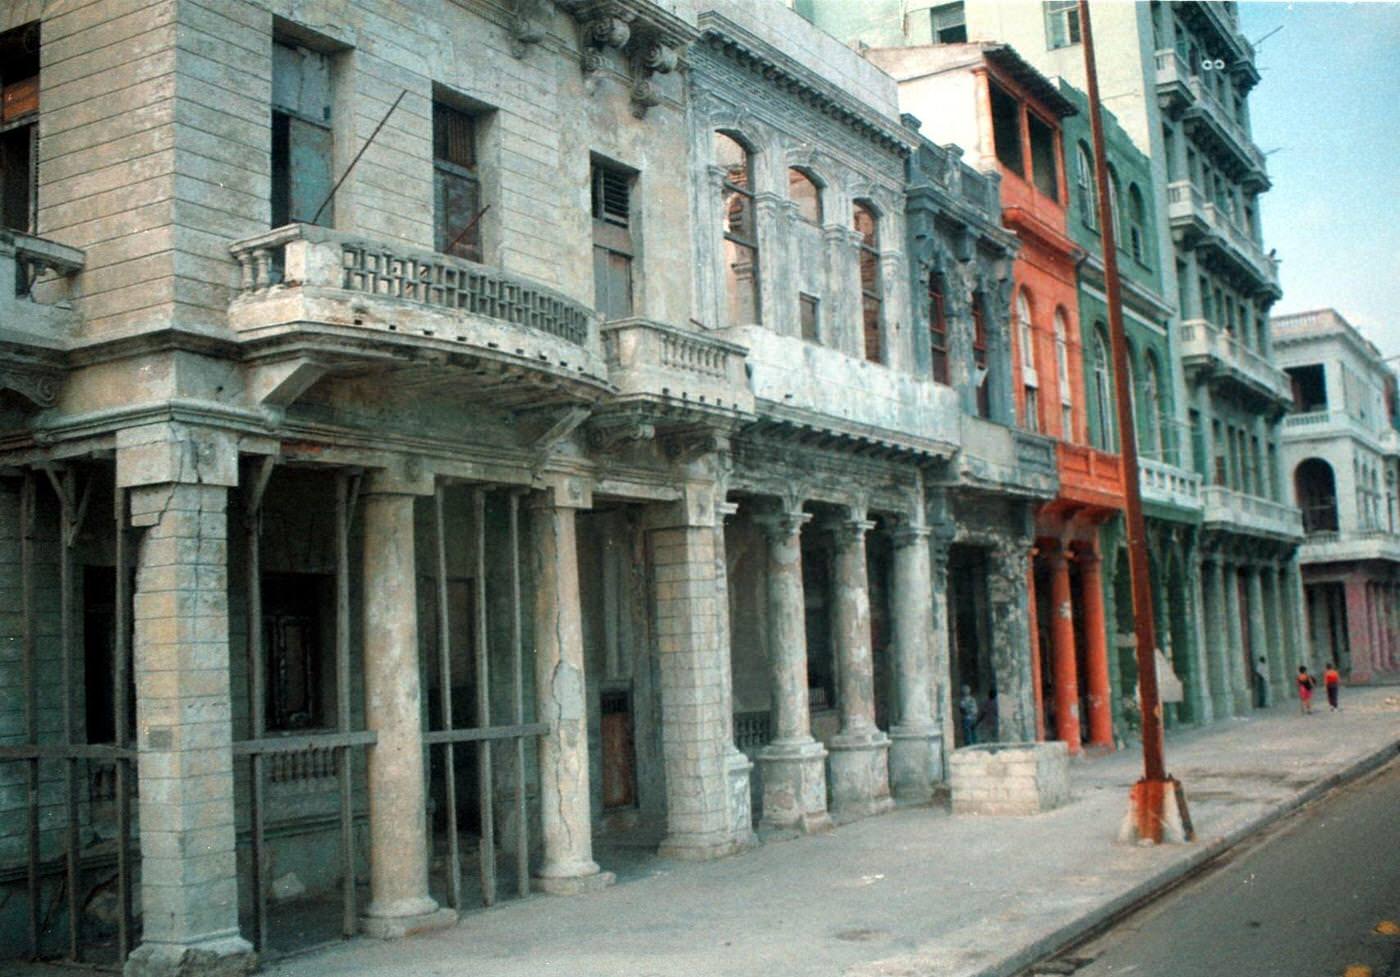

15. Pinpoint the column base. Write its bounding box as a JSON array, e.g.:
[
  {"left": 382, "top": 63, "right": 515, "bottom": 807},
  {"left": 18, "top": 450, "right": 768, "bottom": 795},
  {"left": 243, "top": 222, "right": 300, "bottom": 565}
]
[
  {"left": 756, "top": 738, "right": 831, "bottom": 833},
  {"left": 888, "top": 724, "right": 942, "bottom": 803},
  {"left": 124, "top": 935, "right": 255, "bottom": 977},
  {"left": 534, "top": 860, "right": 616, "bottom": 895},
  {"left": 827, "top": 729, "right": 894, "bottom": 822},
  {"left": 361, "top": 899, "right": 457, "bottom": 940},
  {"left": 726, "top": 747, "right": 757, "bottom": 850}
]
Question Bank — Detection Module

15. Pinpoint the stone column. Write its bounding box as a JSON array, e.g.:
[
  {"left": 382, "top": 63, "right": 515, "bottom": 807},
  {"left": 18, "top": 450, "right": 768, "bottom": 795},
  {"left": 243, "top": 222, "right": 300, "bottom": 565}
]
[
  {"left": 1046, "top": 548, "right": 1082, "bottom": 753},
  {"left": 1261, "top": 565, "right": 1285, "bottom": 693},
  {"left": 360, "top": 471, "right": 455, "bottom": 936},
  {"left": 888, "top": 521, "right": 939, "bottom": 802},
  {"left": 1184, "top": 544, "right": 1213, "bottom": 725},
  {"left": 1026, "top": 549, "right": 1046, "bottom": 741},
  {"left": 648, "top": 489, "right": 749, "bottom": 860},
  {"left": 1224, "top": 562, "right": 1250, "bottom": 713},
  {"left": 530, "top": 484, "right": 614, "bottom": 892},
  {"left": 929, "top": 535, "right": 955, "bottom": 757},
  {"left": 714, "top": 502, "right": 757, "bottom": 850},
  {"left": 1078, "top": 548, "right": 1113, "bottom": 747},
  {"left": 827, "top": 510, "right": 894, "bottom": 820},
  {"left": 1245, "top": 566, "right": 1269, "bottom": 708},
  {"left": 988, "top": 538, "right": 1037, "bottom": 742},
  {"left": 754, "top": 508, "right": 830, "bottom": 832},
  {"left": 1201, "top": 556, "right": 1231, "bottom": 720},
  {"left": 120, "top": 423, "right": 255, "bottom": 977}
]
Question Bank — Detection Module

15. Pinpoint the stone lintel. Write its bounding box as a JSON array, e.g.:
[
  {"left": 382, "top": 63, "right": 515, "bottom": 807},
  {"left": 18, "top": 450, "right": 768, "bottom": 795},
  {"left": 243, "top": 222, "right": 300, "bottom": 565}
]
[
  {"left": 116, "top": 423, "right": 238, "bottom": 490},
  {"left": 362, "top": 458, "right": 436, "bottom": 497},
  {"left": 531, "top": 473, "right": 593, "bottom": 510}
]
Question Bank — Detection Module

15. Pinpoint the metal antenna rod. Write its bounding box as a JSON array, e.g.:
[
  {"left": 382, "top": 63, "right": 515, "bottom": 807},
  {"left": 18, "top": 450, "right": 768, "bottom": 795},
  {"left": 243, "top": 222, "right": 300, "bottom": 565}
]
[{"left": 309, "top": 88, "right": 407, "bottom": 226}]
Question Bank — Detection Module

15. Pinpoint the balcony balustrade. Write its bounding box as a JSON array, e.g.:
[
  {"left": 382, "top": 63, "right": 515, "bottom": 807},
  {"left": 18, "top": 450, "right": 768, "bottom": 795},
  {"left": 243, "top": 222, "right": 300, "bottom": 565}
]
[
  {"left": 1301, "top": 528, "right": 1400, "bottom": 564},
  {"left": 600, "top": 317, "right": 754, "bottom": 420},
  {"left": 956, "top": 414, "right": 1058, "bottom": 498},
  {"left": 1056, "top": 441, "right": 1124, "bottom": 509},
  {"left": 1166, "top": 181, "right": 1279, "bottom": 295},
  {"left": 228, "top": 223, "right": 610, "bottom": 399},
  {"left": 1179, "top": 318, "right": 1291, "bottom": 406},
  {"left": 1154, "top": 49, "right": 1195, "bottom": 117},
  {"left": 1139, "top": 457, "right": 1204, "bottom": 513},
  {"left": 1283, "top": 409, "right": 1388, "bottom": 448},
  {"left": 0, "top": 230, "right": 83, "bottom": 411},
  {"left": 1182, "top": 76, "right": 1269, "bottom": 191},
  {"left": 1202, "top": 485, "right": 1303, "bottom": 540},
  {"left": 720, "top": 324, "right": 961, "bottom": 460}
]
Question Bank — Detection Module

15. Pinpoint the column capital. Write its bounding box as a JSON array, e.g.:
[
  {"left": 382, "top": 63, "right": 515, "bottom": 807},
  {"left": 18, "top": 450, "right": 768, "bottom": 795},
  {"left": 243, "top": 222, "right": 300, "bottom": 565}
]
[
  {"left": 830, "top": 517, "right": 876, "bottom": 547},
  {"left": 529, "top": 474, "right": 593, "bottom": 510},
  {"left": 115, "top": 421, "right": 238, "bottom": 489},
  {"left": 362, "top": 461, "right": 436, "bottom": 497},
  {"left": 1075, "top": 546, "right": 1102, "bottom": 568},
  {"left": 754, "top": 509, "right": 811, "bottom": 541},
  {"left": 891, "top": 523, "right": 931, "bottom": 548}
]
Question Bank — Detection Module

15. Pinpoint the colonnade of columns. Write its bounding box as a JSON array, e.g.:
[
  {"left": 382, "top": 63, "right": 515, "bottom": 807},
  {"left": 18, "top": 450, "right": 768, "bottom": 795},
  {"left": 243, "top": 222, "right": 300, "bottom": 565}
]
[
  {"left": 1342, "top": 574, "right": 1400, "bottom": 680},
  {"left": 1039, "top": 542, "right": 1112, "bottom": 753}
]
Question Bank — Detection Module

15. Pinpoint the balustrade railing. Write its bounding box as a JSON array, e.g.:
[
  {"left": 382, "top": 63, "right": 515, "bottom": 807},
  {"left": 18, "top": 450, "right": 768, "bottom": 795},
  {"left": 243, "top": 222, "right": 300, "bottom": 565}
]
[
  {"left": 1179, "top": 318, "right": 1289, "bottom": 400},
  {"left": 1202, "top": 485, "right": 1303, "bottom": 536},
  {"left": 1139, "top": 457, "right": 1203, "bottom": 506}
]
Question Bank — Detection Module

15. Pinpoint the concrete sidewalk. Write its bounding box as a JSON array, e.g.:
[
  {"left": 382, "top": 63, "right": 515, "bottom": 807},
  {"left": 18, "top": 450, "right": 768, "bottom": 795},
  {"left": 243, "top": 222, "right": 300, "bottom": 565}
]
[{"left": 262, "top": 689, "right": 1400, "bottom": 977}]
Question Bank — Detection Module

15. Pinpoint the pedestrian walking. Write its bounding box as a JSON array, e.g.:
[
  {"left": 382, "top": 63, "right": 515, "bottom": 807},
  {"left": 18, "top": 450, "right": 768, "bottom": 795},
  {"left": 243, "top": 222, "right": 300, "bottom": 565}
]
[
  {"left": 1323, "top": 662, "right": 1341, "bottom": 711},
  {"left": 1296, "top": 665, "right": 1315, "bottom": 715},
  {"left": 1252, "top": 655, "right": 1270, "bottom": 709},
  {"left": 958, "top": 685, "right": 980, "bottom": 746}
]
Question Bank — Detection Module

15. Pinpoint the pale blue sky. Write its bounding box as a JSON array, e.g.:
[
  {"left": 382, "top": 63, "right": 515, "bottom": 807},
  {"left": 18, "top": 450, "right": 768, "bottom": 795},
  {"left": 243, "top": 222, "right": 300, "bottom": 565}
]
[{"left": 1239, "top": 1, "right": 1400, "bottom": 357}]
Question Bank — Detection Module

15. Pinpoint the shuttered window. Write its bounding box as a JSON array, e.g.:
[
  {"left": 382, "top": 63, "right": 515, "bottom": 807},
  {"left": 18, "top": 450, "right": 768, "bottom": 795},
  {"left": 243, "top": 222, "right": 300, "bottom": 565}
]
[
  {"left": 434, "top": 102, "right": 482, "bottom": 261},
  {"left": 592, "top": 161, "right": 634, "bottom": 320},
  {"left": 271, "top": 41, "right": 335, "bottom": 228}
]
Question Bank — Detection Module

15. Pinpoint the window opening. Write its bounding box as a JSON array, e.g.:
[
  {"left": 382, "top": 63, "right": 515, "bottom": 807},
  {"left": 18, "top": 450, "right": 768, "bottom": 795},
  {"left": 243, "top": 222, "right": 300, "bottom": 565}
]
[
  {"left": 717, "top": 132, "right": 759, "bottom": 325},
  {"left": 973, "top": 293, "right": 991, "bottom": 418},
  {"left": 930, "top": 2, "right": 967, "bottom": 43},
  {"left": 788, "top": 168, "right": 822, "bottom": 223},
  {"left": 990, "top": 82, "right": 1023, "bottom": 177},
  {"left": 928, "top": 272, "right": 949, "bottom": 384},
  {"left": 1092, "top": 327, "right": 1115, "bottom": 450},
  {"left": 434, "top": 102, "right": 483, "bottom": 261},
  {"left": 1075, "top": 143, "right": 1097, "bottom": 229},
  {"left": 1027, "top": 112, "right": 1059, "bottom": 200},
  {"left": 855, "top": 203, "right": 882, "bottom": 363},
  {"left": 1045, "top": 0, "right": 1081, "bottom": 48},
  {"left": 591, "top": 160, "right": 634, "bottom": 320},
  {"left": 271, "top": 41, "right": 334, "bottom": 228},
  {"left": 1287, "top": 364, "right": 1327, "bottom": 413},
  {"left": 800, "top": 292, "right": 820, "bottom": 342},
  {"left": 1054, "top": 309, "right": 1073, "bottom": 439},
  {"left": 1, "top": 23, "right": 40, "bottom": 232}
]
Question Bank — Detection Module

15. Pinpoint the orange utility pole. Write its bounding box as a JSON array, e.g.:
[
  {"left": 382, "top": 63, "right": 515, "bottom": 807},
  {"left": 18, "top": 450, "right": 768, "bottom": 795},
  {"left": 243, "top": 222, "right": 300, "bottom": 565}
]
[{"left": 1077, "top": 0, "right": 1191, "bottom": 843}]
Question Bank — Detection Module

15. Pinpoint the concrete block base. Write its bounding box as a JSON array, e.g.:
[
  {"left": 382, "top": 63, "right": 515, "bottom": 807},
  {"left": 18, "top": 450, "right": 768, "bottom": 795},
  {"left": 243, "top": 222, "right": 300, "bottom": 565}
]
[
  {"left": 361, "top": 907, "right": 457, "bottom": 940},
  {"left": 757, "top": 738, "right": 831, "bottom": 833},
  {"left": 827, "top": 730, "right": 894, "bottom": 821},
  {"left": 888, "top": 724, "right": 943, "bottom": 803},
  {"left": 123, "top": 936, "right": 256, "bottom": 977},
  {"left": 534, "top": 865, "right": 616, "bottom": 895},
  {"left": 949, "top": 741, "right": 1070, "bottom": 816}
]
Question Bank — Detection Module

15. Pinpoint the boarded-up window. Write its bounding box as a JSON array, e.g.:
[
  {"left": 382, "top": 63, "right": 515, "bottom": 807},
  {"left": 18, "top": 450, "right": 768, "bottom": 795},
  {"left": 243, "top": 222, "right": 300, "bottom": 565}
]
[
  {"left": 855, "top": 203, "right": 882, "bottom": 364},
  {"left": 990, "top": 82, "right": 1023, "bottom": 177},
  {"left": 800, "top": 292, "right": 820, "bottom": 342},
  {"left": 1028, "top": 112, "right": 1059, "bottom": 200},
  {"left": 0, "top": 23, "right": 40, "bottom": 233},
  {"left": 592, "top": 160, "right": 634, "bottom": 320},
  {"left": 434, "top": 102, "right": 482, "bottom": 261},
  {"left": 928, "top": 273, "right": 949, "bottom": 384},
  {"left": 271, "top": 41, "right": 335, "bottom": 228}
]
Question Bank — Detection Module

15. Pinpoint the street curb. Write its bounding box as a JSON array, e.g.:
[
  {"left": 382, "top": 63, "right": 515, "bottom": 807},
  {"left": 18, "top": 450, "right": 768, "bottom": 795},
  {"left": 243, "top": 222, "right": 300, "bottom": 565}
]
[{"left": 968, "top": 736, "right": 1400, "bottom": 977}]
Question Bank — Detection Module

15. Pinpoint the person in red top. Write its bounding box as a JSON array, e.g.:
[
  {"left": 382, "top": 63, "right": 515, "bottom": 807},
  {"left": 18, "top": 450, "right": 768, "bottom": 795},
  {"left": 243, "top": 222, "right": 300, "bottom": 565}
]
[
  {"left": 1323, "top": 662, "right": 1341, "bottom": 711},
  {"left": 1296, "top": 666, "right": 1315, "bottom": 715}
]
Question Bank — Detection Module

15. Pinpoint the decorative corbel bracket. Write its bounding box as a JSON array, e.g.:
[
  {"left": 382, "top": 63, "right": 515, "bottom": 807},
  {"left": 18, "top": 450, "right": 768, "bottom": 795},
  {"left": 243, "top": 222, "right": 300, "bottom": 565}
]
[
  {"left": 627, "top": 24, "right": 682, "bottom": 118},
  {"left": 508, "top": 0, "right": 552, "bottom": 58},
  {"left": 586, "top": 412, "right": 656, "bottom": 454}
]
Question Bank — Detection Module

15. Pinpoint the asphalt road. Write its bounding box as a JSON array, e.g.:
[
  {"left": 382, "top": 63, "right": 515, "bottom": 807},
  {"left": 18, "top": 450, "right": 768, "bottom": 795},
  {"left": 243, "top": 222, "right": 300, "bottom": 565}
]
[{"left": 1026, "top": 757, "right": 1400, "bottom": 977}]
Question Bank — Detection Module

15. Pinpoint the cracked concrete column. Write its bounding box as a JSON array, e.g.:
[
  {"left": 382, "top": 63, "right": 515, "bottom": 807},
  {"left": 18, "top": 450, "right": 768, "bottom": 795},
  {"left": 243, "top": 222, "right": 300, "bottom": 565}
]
[
  {"left": 1079, "top": 548, "right": 1113, "bottom": 748},
  {"left": 360, "top": 470, "right": 455, "bottom": 938},
  {"left": 714, "top": 502, "right": 757, "bottom": 851},
  {"left": 888, "top": 521, "right": 939, "bottom": 802},
  {"left": 988, "top": 538, "right": 1037, "bottom": 742},
  {"left": 117, "top": 424, "right": 254, "bottom": 977},
  {"left": 1046, "top": 547, "right": 1082, "bottom": 754},
  {"left": 1247, "top": 565, "right": 1269, "bottom": 708},
  {"left": 930, "top": 536, "right": 956, "bottom": 754},
  {"left": 1224, "top": 562, "right": 1250, "bottom": 713},
  {"left": 530, "top": 485, "right": 614, "bottom": 893},
  {"left": 753, "top": 508, "right": 830, "bottom": 833},
  {"left": 826, "top": 509, "right": 892, "bottom": 821}
]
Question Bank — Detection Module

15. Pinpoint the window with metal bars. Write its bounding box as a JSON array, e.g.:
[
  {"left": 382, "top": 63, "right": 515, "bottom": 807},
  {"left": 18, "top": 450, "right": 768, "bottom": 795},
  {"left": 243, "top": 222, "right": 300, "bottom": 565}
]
[
  {"left": 928, "top": 273, "right": 949, "bottom": 384},
  {"left": 591, "top": 160, "right": 634, "bottom": 320},
  {"left": 434, "top": 101, "right": 482, "bottom": 261}
]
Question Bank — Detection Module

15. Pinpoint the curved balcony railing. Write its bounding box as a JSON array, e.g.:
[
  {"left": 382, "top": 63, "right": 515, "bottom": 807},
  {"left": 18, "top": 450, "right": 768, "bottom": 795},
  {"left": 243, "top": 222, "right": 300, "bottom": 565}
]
[
  {"left": 1179, "top": 318, "right": 1290, "bottom": 405},
  {"left": 1202, "top": 485, "right": 1303, "bottom": 539}
]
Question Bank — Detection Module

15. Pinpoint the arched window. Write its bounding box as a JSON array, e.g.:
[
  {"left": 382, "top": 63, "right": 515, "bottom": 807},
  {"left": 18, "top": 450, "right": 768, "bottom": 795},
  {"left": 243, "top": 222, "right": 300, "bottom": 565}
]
[
  {"left": 788, "top": 168, "right": 822, "bottom": 223},
  {"left": 1054, "top": 308, "right": 1073, "bottom": 440},
  {"left": 1091, "top": 325, "right": 1115, "bottom": 451},
  {"left": 1294, "top": 458, "right": 1339, "bottom": 534},
  {"left": 972, "top": 291, "right": 990, "bottom": 418},
  {"left": 1017, "top": 290, "right": 1039, "bottom": 432},
  {"left": 1128, "top": 183, "right": 1147, "bottom": 262},
  {"left": 1107, "top": 165, "right": 1122, "bottom": 240},
  {"left": 855, "top": 202, "right": 882, "bottom": 363},
  {"left": 1143, "top": 351, "right": 1164, "bottom": 458},
  {"left": 928, "top": 271, "right": 949, "bottom": 384},
  {"left": 716, "top": 132, "right": 759, "bottom": 326},
  {"left": 1075, "top": 142, "right": 1097, "bottom": 229}
]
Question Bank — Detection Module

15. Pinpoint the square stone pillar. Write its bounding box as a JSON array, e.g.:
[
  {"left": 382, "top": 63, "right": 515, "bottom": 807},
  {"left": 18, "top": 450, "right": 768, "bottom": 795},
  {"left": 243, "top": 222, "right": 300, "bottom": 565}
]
[
  {"left": 1224, "top": 562, "right": 1250, "bottom": 713},
  {"left": 530, "top": 483, "right": 614, "bottom": 893},
  {"left": 888, "top": 522, "right": 940, "bottom": 802},
  {"left": 826, "top": 510, "right": 893, "bottom": 821},
  {"left": 753, "top": 508, "right": 830, "bottom": 833},
  {"left": 359, "top": 469, "right": 455, "bottom": 937},
  {"left": 987, "top": 538, "right": 1037, "bottom": 742},
  {"left": 1202, "top": 556, "right": 1233, "bottom": 719},
  {"left": 117, "top": 424, "right": 254, "bottom": 977},
  {"left": 647, "top": 488, "right": 750, "bottom": 859}
]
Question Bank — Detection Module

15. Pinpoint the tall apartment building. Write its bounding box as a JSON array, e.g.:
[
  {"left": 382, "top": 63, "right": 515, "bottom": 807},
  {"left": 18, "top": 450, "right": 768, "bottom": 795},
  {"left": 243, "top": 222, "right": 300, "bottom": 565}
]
[
  {"left": 1274, "top": 309, "right": 1400, "bottom": 682},
  {"left": 807, "top": 0, "right": 1305, "bottom": 724}
]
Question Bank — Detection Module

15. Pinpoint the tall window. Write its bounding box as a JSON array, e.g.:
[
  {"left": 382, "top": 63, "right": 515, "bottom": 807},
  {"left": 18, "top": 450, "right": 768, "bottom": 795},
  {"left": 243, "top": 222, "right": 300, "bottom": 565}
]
[
  {"left": 788, "top": 168, "right": 821, "bottom": 223},
  {"left": 1075, "top": 142, "right": 1097, "bottom": 230},
  {"left": 930, "top": 2, "right": 967, "bottom": 43},
  {"left": 717, "top": 132, "right": 759, "bottom": 326},
  {"left": 1045, "top": 0, "right": 1081, "bottom": 48},
  {"left": 855, "top": 203, "right": 883, "bottom": 363},
  {"left": 928, "top": 272, "right": 949, "bottom": 384},
  {"left": 1091, "top": 326, "right": 1115, "bottom": 451},
  {"left": 591, "top": 160, "right": 634, "bottom": 320},
  {"left": 1106, "top": 166, "right": 1122, "bottom": 242},
  {"left": 434, "top": 101, "right": 482, "bottom": 261},
  {"left": 989, "top": 82, "right": 1023, "bottom": 177},
  {"left": 1054, "top": 308, "right": 1073, "bottom": 440},
  {"left": 1127, "top": 183, "right": 1147, "bottom": 263},
  {"left": 1017, "top": 291, "right": 1039, "bottom": 431},
  {"left": 0, "top": 23, "right": 39, "bottom": 233},
  {"left": 271, "top": 41, "right": 335, "bottom": 228},
  {"left": 1143, "top": 353, "right": 1164, "bottom": 459},
  {"left": 800, "top": 293, "right": 820, "bottom": 342},
  {"left": 1027, "top": 112, "right": 1059, "bottom": 201},
  {"left": 972, "top": 292, "right": 991, "bottom": 418}
]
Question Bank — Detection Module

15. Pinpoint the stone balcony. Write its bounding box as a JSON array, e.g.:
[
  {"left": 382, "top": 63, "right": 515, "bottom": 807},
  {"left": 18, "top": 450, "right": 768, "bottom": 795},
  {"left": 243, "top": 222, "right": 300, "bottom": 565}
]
[
  {"left": 1166, "top": 182, "right": 1280, "bottom": 297},
  {"left": 1202, "top": 485, "right": 1303, "bottom": 541},
  {"left": 1139, "top": 457, "right": 1203, "bottom": 515},
  {"left": 600, "top": 317, "right": 754, "bottom": 421},
  {"left": 1057, "top": 442, "right": 1124, "bottom": 511},
  {"left": 228, "top": 224, "right": 611, "bottom": 405},
  {"left": 1283, "top": 409, "right": 1389, "bottom": 450},
  {"left": 1300, "top": 529, "right": 1400, "bottom": 565},
  {"left": 1153, "top": 49, "right": 1195, "bottom": 117},
  {"left": 719, "top": 325, "right": 961, "bottom": 460},
  {"left": 956, "top": 414, "right": 1057, "bottom": 499},
  {"left": 1179, "top": 318, "right": 1291, "bottom": 408},
  {"left": 1182, "top": 76, "right": 1269, "bottom": 192},
  {"left": 0, "top": 230, "right": 84, "bottom": 411}
]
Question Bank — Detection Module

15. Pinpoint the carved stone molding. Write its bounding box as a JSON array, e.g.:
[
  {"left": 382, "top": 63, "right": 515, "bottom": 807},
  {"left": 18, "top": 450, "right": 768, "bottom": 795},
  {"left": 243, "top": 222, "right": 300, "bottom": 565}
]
[
  {"left": 586, "top": 413, "right": 655, "bottom": 453},
  {"left": 507, "top": 0, "right": 552, "bottom": 57},
  {"left": 0, "top": 367, "right": 60, "bottom": 407},
  {"left": 559, "top": 0, "right": 697, "bottom": 117}
]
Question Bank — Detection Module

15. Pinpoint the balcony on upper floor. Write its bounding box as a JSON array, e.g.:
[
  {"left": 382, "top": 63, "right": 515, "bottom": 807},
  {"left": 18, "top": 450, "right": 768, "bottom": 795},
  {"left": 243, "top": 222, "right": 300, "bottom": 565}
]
[
  {"left": 1202, "top": 485, "right": 1303, "bottom": 541},
  {"left": 1139, "top": 457, "right": 1204, "bottom": 515},
  {"left": 228, "top": 224, "right": 612, "bottom": 408},
  {"left": 1283, "top": 409, "right": 1388, "bottom": 449},
  {"left": 1166, "top": 182, "right": 1280, "bottom": 297},
  {"left": 1300, "top": 528, "right": 1400, "bottom": 566},
  {"left": 0, "top": 230, "right": 84, "bottom": 412},
  {"left": 599, "top": 317, "right": 754, "bottom": 423},
  {"left": 956, "top": 414, "right": 1058, "bottom": 499},
  {"left": 1179, "top": 318, "right": 1291, "bottom": 408},
  {"left": 1181, "top": 77, "right": 1269, "bottom": 192},
  {"left": 1154, "top": 49, "right": 1196, "bottom": 118},
  {"left": 1057, "top": 441, "right": 1124, "bottom": 512},
  {"left": 718, "top": 324, "right": 961, "bottom": 461},
  {"left": 1176, "top": 2, "right": 1261, "bottom": 88}
]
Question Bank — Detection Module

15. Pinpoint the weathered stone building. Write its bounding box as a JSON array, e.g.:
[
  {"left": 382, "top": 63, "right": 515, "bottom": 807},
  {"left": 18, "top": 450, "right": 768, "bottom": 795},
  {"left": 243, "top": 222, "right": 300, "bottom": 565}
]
[{"left": 1274, "top": 309, "right": 1400, "bottom": 682}]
